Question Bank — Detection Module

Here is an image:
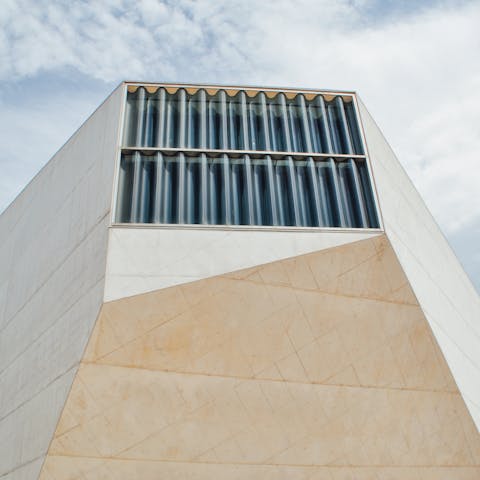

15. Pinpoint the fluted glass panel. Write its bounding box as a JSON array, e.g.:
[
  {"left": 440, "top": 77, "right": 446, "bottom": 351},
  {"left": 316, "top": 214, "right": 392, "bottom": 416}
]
[
  {"left": 124, "top": 88, "right": 365, "bottom": 154},
  {"left": 117, "top": 152, "right": 379, "bottom": 228},
  {"left": 119, "top": 86, "right": 379, "bottom": 228}
]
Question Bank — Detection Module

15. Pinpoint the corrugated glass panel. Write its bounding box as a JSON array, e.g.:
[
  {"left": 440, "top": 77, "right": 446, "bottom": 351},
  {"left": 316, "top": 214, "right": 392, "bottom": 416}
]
[
  {"left": 118, "top": 85, "right": 379, "bottom": 229},
  {"left": 123, "top": 87, "right": 365, "bottom": 155},
  {"left": 116, "top": 152, "right": 379, "bottom": 228}
]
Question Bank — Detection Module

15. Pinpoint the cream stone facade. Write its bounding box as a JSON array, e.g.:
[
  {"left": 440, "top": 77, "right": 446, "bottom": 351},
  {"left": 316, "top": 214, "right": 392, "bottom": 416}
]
[
  {"left": 39, "top": 236, "right": 480, "bottom": 479},
  {"left": 1, "top": 83, "right": 479, "bottom": 480}
]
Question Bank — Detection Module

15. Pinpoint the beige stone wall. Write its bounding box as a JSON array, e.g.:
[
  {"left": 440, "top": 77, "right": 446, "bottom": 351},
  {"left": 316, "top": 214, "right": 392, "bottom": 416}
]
[{"left": 39, "top": 235, "right": 480, "bottom": 479}]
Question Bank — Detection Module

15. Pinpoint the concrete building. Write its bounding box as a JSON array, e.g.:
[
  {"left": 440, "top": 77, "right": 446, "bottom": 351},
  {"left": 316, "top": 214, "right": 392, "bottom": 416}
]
[{"left": 1, "top": 82, "right": 480, "bottom": 479}]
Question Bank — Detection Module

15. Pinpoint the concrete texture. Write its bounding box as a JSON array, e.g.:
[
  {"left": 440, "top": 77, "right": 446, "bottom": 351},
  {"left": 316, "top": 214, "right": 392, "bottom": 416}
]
[
  {"left": 358, "top": 98, "right": 480, "bottom": 430},
  {"left": 104, "top": 227, "right": 381, "bottom": 301},
  {"left": 0, "top": 84, "right": 124, "bottom": 478},
  {"left": 38, "top": 236, "right": 480, "bottom": 479},
  {"left": 2, "top": 82, "right": 480, "bottom": 480}
]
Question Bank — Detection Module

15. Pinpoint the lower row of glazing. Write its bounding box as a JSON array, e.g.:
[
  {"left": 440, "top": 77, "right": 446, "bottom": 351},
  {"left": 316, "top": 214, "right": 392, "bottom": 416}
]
[{"left": 116, "top": 152, "right": 379, "bottom": 228}]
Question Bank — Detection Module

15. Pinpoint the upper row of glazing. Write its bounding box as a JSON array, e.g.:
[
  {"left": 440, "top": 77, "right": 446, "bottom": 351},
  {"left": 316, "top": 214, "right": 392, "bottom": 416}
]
[{"left": 123, "top": 87, "right": 364, "bottom": 155}]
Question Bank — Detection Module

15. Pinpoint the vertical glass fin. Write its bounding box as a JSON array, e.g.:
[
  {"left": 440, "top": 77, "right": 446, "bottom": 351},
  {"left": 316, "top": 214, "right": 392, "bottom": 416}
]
[
  {"left": 117, "top": 152, "right": 379, "bottom": 228},
  {"left": 118, "top": 86, "right": 379, "bottom": 229}
]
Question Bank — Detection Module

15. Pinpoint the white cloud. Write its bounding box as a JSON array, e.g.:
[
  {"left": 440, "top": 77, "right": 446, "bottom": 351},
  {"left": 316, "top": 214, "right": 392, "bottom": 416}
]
[{"left": 0, "top": 0, "right": 479, "bottom": 286}]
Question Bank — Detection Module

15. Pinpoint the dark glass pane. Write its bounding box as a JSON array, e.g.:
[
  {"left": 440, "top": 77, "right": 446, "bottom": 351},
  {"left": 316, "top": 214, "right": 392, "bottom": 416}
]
[
  {"left": 117, "top": 151, "right": 378, "bottom": 228},
  {"left": 124, "top": 89, "right": 366, "bottom": 156},
  {"left": 358, "top": 161, "right": 379, "bottom": 227}
]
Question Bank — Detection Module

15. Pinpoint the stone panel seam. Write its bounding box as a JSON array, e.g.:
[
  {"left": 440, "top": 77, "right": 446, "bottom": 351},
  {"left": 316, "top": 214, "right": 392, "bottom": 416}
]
[
  {"left": 428, "top": 316, "right": 480, "bottom": 413},
  {"left": 34, "top": 454, "right": 480, "bottom": 468},
  {"left": 0, "top": 364, "right": 78, "bottom": 426},
  {"left": 111, "top": 391, "right": 221, "bottom": 459},
  {"left": 385, "top": 230, "right": 480, "bottom": 378},
  {"left": 0, "top": 367, "right": 77, "bottom": 477},
  {"left": 102, "top": 273, "right": 420, "bottom": 308},
  {"left": 35, "top": 303, "right": 107, "bottom": 480},
  {"left": 86, "top": 299, "right": 423, "bottom": 378},
  {"left": 387, "top": 226, "right": 480, "bottom": 335},
  {"left": 79, "top": 361, "right": 460, "bottom": 394},
  {"left": 0, "top": 455, "right": 44, "bottom": 479},
  {"left": 220, "top": 275, "right": 419, "bottom": 307},
  {"left": 0, "top": 277, "right": 105, "bottom": 419},
  {"left": 103, "top": 232, "right": 385, "bottom": 303},
  {"left": 0, "top": 211, "right": 110, "bottom": 339},
  {"left": 285, "top": 330, "right": 312, "bottom": 382}
]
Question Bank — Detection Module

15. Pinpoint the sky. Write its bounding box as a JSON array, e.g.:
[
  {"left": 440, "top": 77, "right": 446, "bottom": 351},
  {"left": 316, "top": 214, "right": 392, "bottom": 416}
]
[{"left": 0, "top": 0, "right": 479, "bottom": 291}]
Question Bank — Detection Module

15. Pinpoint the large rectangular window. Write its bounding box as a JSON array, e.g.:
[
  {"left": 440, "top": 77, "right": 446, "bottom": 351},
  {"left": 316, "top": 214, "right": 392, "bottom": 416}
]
[
  {"left": 116, "top": 85, "right": 379, "bottom": 228},
  {"left": 123, "top": 87, "right": 364, "bottom": 154}
]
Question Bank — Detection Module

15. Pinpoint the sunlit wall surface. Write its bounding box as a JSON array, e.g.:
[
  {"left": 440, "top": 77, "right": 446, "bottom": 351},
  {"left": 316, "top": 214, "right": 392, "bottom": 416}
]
[{"left": 116, "top": 85, "right": 380, "bottom": 228}]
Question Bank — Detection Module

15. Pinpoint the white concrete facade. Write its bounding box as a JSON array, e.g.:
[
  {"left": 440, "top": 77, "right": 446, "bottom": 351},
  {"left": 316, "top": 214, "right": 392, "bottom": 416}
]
[
  {"left": 0, "top": 85, "right": 124, "bottom": 480},
  {"left": 1, "top": 82, "right": 479, "bottom": 480},
  {"left": 358, "top": 98, "right": 480, "bottom": 429},
  {"left": 104, "top": 227, "right": 382, "bottom": 301}
]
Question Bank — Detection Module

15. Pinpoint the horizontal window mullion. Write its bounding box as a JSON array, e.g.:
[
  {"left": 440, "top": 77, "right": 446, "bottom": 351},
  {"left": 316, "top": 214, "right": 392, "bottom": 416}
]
[
  {"left": 120, "top": 146, "right": 368, "bottom": 161},
  {"left": 119, "top": 85, "right": 380, "bottom": 230}
]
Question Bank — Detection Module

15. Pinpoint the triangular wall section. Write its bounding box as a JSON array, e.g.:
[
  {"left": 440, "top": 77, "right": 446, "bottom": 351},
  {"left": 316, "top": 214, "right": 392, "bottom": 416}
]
[
  {"left": 357, "top": 98, "right": 480, "bottom": 429},
  {"left": 39, "top": 235, "right": 480, "bottom": 479}
]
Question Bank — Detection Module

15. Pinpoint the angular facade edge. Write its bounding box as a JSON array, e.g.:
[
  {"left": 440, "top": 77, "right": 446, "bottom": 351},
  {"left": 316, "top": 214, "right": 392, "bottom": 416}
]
[
  {"left": 103, "top": 227, "right": 383, "bottom": 301},
  {"left": 357, "top": 96, "right": 480, "bottom": 429},
  {"left": 0, "top": 84, "right": 125, "bottom": 480},
  {"left": 2, "top": 81, "right": 480, "bottom": 479},
  {"left": 105, "top": 82, "right": 385, "bottom": 302},
  {"left": 38, "top": 234, "right": 480, "bottom": 478}
]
